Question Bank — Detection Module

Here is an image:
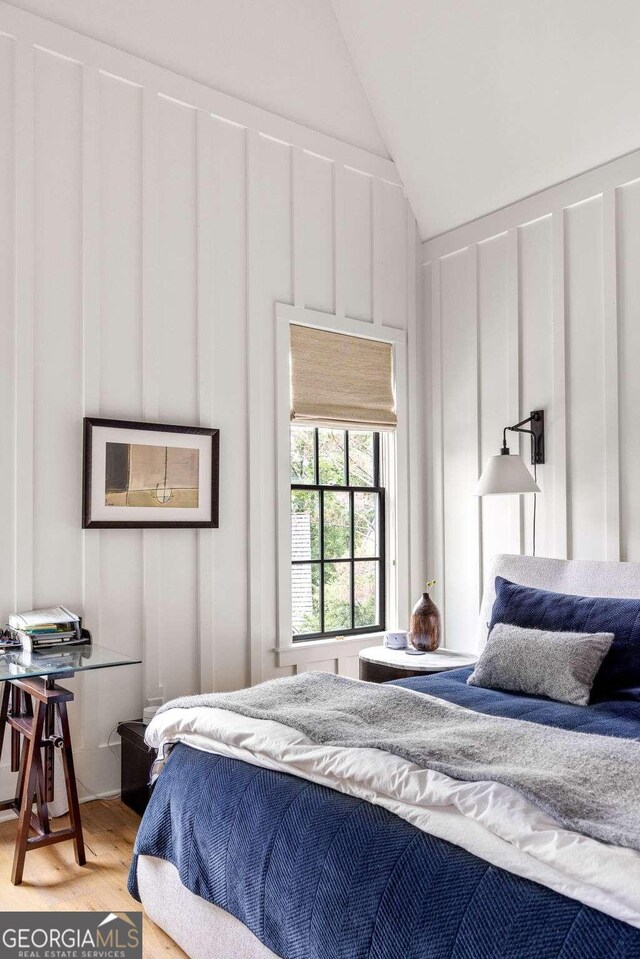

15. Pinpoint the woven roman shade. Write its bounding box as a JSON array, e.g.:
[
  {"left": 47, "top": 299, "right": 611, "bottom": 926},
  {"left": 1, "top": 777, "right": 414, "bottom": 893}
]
[{"left": 290, "top": 324, "right": 397, "bottom": 430}]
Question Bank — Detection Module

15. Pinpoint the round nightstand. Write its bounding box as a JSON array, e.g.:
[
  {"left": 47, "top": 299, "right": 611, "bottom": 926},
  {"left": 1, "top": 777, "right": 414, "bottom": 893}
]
[{"left": 359, "top": 646, "right": 478, "bottom": 683}]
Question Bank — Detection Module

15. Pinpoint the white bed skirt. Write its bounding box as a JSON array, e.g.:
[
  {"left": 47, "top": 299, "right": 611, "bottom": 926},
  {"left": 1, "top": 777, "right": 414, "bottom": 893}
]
[{"left": 136, "top": 854, "right": 279, "bottom": 959}]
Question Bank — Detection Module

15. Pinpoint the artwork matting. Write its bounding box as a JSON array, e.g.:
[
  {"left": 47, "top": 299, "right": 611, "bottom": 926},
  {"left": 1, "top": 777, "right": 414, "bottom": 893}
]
[{"left": 82, "top": 417, "right": 220, "bottom": 529}]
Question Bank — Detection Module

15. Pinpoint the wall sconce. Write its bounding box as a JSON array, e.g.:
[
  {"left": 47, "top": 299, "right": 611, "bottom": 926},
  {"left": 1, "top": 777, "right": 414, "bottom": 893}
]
[{"left": 475, "top": 410, "right": 545, "bottom": 554}]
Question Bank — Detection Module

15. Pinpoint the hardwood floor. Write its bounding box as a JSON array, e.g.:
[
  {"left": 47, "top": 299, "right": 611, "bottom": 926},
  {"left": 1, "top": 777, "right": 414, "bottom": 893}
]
[{"left": 0, "top": 797, "right": 187, "bottom": 958}]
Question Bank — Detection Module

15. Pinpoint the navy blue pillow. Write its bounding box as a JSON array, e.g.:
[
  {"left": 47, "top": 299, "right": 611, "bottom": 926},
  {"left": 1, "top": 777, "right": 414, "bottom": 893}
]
[{"left": 489, "top": 576, "right": 640, "bottom": 702}]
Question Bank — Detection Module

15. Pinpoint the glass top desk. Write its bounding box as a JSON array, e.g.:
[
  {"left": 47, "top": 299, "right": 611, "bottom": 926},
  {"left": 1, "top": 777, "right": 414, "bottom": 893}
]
[
  {"left": 0, "top": 641, "right": 141, "bottom": 884},
  {"left": 0, "top": 641, "right": 140, "bottom": 683}
]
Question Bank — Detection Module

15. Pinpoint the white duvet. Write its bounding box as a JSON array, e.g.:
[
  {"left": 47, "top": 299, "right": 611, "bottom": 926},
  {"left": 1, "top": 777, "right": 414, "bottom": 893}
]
[{"left": 146, "top": 704, "right": 640, "bottom": 929}]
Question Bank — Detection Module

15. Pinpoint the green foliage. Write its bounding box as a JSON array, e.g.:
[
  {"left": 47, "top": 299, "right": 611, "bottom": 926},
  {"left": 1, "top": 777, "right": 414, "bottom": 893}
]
[
  {"left": 291, "top": 427, "right": 379, "bottom": 635},
  {"left": 290, "top": 429, "right": 314, "bottom": 484},
  {"left": 318, "top": 430, "right": 346, "bottom": 485}
]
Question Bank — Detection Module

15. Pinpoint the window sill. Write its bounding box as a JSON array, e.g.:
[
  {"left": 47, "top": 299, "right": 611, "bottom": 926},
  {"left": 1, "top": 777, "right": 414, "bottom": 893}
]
[{"left": 275, "top": 632, "right": 385, "bottom": 668}]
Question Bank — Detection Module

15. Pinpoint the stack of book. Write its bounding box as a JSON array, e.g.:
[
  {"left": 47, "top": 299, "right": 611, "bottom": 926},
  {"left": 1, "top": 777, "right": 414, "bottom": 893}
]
[{"left": 7, "top": 606, "right": 82, "bottom": 652}]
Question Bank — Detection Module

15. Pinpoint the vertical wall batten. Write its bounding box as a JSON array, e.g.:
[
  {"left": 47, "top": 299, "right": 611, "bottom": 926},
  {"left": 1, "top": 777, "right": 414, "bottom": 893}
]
[
  {"left": 467, "top": 243, "right": 482, "bottom": 604},
  {"left": 14, "top": 42, "right": 34, "bottom": 614},
  {"left": 406, "top": 214, "right": 424, "bottom": 603},
  {"left": 0, "top": 35, "right": 16, "bottom": 634},
  {"left": 141, "top": 90, "right": 160, "bottom": 421},
  {"left": 275, "top": 315, "right": 293, "bottom": 646},
  {"left": 246, "top": 129, "right": 264, "bottom": 685},
  {"left": 429, "top": 259, "right": 446, "bottom": 625},
  {"left": 141, "top": 87, "right": 162, "bottom": 705},
  {"left": 602, "top": 189, "right": 620, "bottom": 561},
  {"left": 372, "top": 176, "right": 383, "bottom": 325},
  {"left": 551, "top": 210, "right": 569, "bottom": 559},
  {"left": 470, "top": 244, "right": 483, "bottom": 602},
  {"left": 196, "top": 109, "right": 215, "bottom": 693},
  {"left": 506, "top": 228, "right": 524, "bottom": 554},
  {"left": 291, "top": 146, "right": 303, "bottom": 308},
  {"left": 81, "top": 64, "right": 101, "bottom": 750},
  {"left": 333, "top": 162, "right": 344, "bottom": 317},
  {"left": 394, "top": 339, "right": 410, "bottom": 627},
  {"left": 81, "top": 66, "right": 100, "bottom": 421},
  {"left": 617, "top": 179, "right": 640, "bottom": 564}
]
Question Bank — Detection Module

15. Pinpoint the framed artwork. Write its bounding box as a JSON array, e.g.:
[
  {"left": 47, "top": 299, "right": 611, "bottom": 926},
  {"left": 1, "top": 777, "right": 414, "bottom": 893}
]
[{"left": 82, "top": 418, "right": 219, "bottom": 529}]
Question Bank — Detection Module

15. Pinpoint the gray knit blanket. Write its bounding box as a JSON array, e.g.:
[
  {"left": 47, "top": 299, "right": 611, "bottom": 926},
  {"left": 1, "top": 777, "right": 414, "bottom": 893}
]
[{"left": 158, "top": 672, "right": 640, "bottom": 852}]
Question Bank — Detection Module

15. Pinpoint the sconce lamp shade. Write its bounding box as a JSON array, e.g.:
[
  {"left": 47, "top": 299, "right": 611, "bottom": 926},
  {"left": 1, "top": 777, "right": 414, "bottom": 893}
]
[{"left": 475, "top": 453, "right": 540, "bottom": 496}]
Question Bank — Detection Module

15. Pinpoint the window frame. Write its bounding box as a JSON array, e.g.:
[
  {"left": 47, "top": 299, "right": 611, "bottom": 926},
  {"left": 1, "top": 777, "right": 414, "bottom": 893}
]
[
  {"left": 274, "top": 304, "right": 410, "bottom": 661},
  {"left": 291, "top": 428, "right": 386, "bottom": 642}
]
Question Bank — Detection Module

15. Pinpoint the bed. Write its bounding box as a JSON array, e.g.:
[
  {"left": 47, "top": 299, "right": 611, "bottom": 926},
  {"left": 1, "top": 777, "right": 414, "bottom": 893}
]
[{"left": 128, "top": 555, "right": 640, "bottom": 958}]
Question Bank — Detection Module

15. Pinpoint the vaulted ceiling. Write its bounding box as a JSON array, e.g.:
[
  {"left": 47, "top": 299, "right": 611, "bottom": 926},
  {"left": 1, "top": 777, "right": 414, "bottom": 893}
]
[
  {"left": 6, "top": 0, "right": 389, "bottom": 158},
  {"left": 331, "top": 0, "right": 640, "bottom": 239}
]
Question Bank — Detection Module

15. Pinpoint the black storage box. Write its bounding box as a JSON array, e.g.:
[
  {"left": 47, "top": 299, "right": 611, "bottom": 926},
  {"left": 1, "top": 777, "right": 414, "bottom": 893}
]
[{"left": 117, "top": 721, "right": 156, "bottom": 817}]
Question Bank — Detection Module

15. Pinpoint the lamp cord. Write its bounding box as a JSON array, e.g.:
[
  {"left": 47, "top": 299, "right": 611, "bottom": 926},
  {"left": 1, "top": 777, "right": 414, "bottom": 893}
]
[{"left": 532, "top": 462, "right": 537, "bottom": 557}]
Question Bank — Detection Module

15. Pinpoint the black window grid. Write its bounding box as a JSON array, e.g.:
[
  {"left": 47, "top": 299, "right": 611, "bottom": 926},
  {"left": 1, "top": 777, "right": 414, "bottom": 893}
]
[{"left": 291, "top": 429, "right": 386, "bottom": 641}]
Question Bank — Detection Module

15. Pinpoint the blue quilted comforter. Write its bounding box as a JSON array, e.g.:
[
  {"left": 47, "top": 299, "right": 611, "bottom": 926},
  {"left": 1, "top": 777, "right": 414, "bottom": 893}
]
[{"left": 129, "top": 668, "right": 640, "bottom": 958}]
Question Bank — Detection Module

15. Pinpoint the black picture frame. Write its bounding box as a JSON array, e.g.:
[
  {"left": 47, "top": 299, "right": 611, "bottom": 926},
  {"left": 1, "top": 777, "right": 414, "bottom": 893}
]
[{"left": 82, "top": 417, "right": 220, "bottom": 529}]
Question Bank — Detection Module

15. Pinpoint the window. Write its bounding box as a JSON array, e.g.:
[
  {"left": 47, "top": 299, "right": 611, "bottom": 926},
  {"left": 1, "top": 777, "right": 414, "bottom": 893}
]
[{"left": 291, "top": 427, "right": 385, "bottom": 641}]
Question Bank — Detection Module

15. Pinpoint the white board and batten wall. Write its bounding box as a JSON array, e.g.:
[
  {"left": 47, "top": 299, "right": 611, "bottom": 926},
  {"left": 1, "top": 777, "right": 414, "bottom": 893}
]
[
  {"left": 423, "top": 149, "right": 640, "bottom": 652},
  {"left": 0, "top": 2, "right": 423, "bottom": 801}
]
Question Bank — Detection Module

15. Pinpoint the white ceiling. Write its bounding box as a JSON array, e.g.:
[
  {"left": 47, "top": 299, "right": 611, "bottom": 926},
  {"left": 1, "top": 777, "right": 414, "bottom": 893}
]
[
  {"left": 331, "top": 0, "right": 640, "bottom": 238},
  {"left": 6, "top": 0, "right": 389, "bottom": 158}
]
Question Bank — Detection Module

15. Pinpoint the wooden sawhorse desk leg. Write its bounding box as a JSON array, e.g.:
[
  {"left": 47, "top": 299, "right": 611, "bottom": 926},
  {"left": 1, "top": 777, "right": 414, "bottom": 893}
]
[{"left": 0, "top": 676, "right": 86, "bottom": 885}]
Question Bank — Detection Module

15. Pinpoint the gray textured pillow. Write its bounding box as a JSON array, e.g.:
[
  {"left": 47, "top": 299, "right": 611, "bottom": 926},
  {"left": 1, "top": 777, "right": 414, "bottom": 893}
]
[{"left": 467, "top": 622, "right": 614, "bottom": 705}]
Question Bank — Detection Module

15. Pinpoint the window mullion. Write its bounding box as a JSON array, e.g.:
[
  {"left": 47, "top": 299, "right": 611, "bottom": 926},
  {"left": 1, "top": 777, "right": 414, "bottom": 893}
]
[
  {"left": 349, "top": 489, "right": 355, "bottom": 631},
  {"left": 373, "top": 432, "right": 380, "bottom": 486},
  {"left": 344, "top": 430, "right": 349, "bottom": 485},
  {"left": 319, "top": 486, "right": 325, "bottom": 635},
  {"left": 379, "top": 487, "right": 385, "bottom": 628}
]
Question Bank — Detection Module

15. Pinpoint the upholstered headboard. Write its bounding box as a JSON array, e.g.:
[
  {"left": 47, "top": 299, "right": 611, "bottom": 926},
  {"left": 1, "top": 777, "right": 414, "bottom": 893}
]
[{"left": 477, "top": 554, "right": 640, "bottom": 649}]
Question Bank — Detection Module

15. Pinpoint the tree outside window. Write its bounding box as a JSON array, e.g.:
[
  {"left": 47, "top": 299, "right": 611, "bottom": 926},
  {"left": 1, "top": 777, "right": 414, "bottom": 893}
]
[{"left": 291, "top": 427, "right": 385, "bottom": 640}]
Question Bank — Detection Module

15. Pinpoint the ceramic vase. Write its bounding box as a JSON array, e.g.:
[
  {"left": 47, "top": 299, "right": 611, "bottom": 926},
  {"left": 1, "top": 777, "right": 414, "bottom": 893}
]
[{"left": 409, "top": 587, "right": 441, "bottom": 651}]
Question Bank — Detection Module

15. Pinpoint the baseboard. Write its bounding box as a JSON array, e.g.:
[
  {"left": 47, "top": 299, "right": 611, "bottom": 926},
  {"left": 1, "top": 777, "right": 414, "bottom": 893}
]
[
  {"left": 0, "top": 787, "right": 121, "bottom": 824},
  {"left": 0, "top": 741, "right": 123, "bottom": 822}
]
